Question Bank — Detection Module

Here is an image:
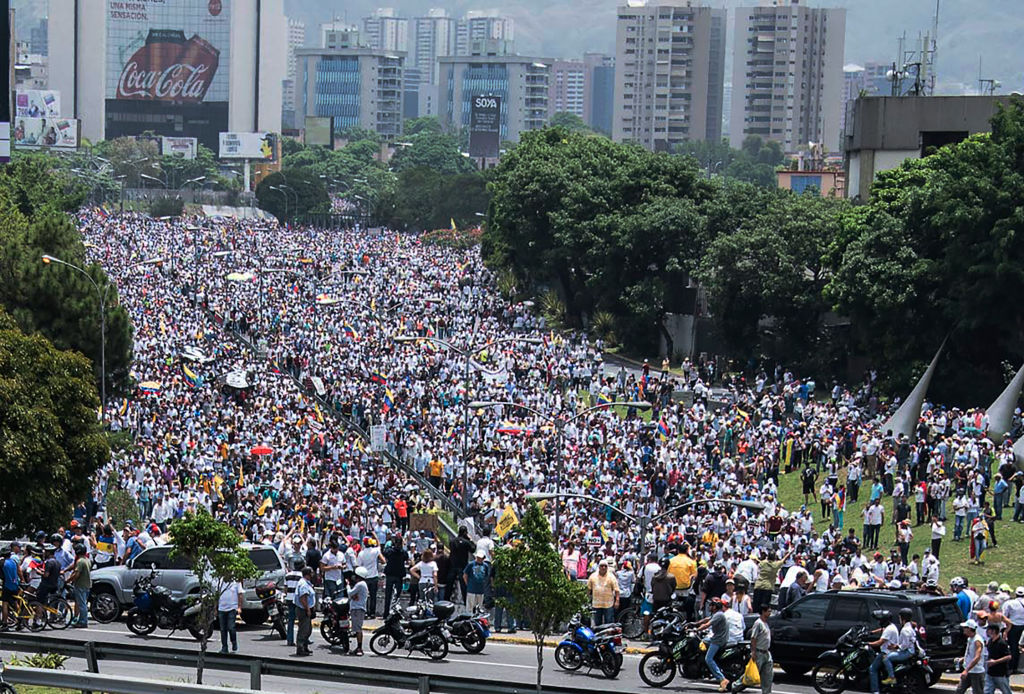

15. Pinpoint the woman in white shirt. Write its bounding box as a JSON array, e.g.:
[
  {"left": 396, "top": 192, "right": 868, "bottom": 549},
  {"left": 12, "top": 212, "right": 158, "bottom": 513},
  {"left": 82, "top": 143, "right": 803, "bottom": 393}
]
[{"left": 410, "top": 549, "right": 439, "bottom": 602}]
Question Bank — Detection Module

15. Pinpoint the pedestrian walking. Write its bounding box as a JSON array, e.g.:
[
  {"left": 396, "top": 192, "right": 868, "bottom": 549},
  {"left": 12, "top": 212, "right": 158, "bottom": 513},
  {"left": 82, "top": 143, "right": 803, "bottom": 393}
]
[
  {"left": 985, "top": 623, "right": 1012, "bottom": 694},
  {"left": 463, "top": 550, "right": 491, "bottom": 613},
  {"left": 1001, "top": 587, "right": 1024, "bottom": 673},
  {"left": 68, "top": 544, "right": 91, "bottom": 628},
  {"left": 956, "top": 619, "right": 987, "bottom": 694},
  {"left": 217, "top": 579, "right": 243, "bottom": 654},
  {"left": 347, "top": 568, "right": 369, "bottom": 656},
  {"left": 750, "top": 602, "right": 774, "bottom": 694},
  {"left": 587, "top": 559, "right": 620, "bottom": 627}
]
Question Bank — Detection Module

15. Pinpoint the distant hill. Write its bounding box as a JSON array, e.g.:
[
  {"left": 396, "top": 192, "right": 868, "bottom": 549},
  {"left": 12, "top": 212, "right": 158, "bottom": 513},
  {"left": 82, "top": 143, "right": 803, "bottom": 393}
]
[{"left": 14, "top": 0, "right": 1022, "bottom": 93}]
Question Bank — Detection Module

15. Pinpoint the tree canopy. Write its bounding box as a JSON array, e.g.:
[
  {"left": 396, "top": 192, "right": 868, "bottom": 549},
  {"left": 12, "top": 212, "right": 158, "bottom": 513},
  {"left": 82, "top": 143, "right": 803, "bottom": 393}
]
[
  {"left": 390, "top": 130, "right": 478, "bottom": 176},
  {"left": 0, "top": 309, "right": 109, "bottom": 533},
  {"left": 255, "top": 169, "right": 330, "bottom": 223}
]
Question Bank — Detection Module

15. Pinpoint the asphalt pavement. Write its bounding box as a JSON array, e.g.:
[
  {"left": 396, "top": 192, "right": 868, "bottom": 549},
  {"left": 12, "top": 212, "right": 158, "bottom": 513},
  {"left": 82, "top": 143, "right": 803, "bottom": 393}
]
[{"left": 2, "top": 621, "right": 969, "bottom": 694}]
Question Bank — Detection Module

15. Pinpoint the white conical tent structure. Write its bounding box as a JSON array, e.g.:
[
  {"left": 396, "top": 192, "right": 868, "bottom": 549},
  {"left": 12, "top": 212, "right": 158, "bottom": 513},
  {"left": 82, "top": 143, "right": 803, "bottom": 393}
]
[
  {"left": 1013, "top": 435, "right": 1024, "bottom": 473},
  {"left": 882, "top": 341, "right": 945, "bottom": 440},
  {"left": 987, "top": 362, "right": 1024, "bottom": 444}
]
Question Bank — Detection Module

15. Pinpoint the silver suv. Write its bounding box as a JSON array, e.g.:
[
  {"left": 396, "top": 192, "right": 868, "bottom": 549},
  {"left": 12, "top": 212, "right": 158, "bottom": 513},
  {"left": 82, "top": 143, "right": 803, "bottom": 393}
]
[{"left": 89, "top": 543, "right": 285, "bottom": 625}]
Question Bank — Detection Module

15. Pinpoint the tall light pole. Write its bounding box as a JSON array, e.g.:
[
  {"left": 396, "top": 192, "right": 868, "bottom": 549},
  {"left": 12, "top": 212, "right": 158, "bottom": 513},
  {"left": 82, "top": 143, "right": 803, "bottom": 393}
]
[
  {"left": 42, "top": 254, "right": 163, "bottom": 421},
  {"left": 468, "top": 399, "right": 650, "bottom": 537},
  {"left": 269, "top": 185, "right": 289, "bottom": 222},
  {"left": 395, "top": 334, "right": 542, "bottom": 516},
  {"left": 526, "top": 492, "right": 765, "bottom": 554}
]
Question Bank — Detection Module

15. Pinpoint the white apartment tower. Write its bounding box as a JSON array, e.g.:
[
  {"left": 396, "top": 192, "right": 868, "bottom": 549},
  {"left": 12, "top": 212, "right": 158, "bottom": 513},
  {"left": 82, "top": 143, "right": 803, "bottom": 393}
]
[
  {"left": 730, "top": 1, "right": 846, "bottom": 152},
  {"left": 412, "top": 9, "right": 455, "bottom": 86},
  {"left": 282, "top": 18, "right": 306, "bottom": 127},
  {"left": 455, "top": 10, "right": 514, "bottom": 56},
  {"left": 613, "top": 0, "right": 727, "bottom": 151},
  {"left": 363, "top": 8, "right": 409, "bottom": 53}
]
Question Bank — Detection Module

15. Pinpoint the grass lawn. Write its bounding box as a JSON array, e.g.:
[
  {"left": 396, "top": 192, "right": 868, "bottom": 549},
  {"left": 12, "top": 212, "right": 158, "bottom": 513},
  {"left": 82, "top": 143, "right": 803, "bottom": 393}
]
[{"left": 776, "top": 467, "right": 1023, "bottom": 588}]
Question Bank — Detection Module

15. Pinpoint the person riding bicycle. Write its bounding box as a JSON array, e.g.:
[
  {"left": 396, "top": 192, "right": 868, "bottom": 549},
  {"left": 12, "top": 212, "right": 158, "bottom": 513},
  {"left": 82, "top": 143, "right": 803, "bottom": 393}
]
[
  {"left": 35, "top": 545, "right": 61, "bottom": 625},
  {"left": 695, "top": 596, "right": 731, "bottom": 691},
  {"left": 866, "top": 609, "right": 901, "bottom": 694}
]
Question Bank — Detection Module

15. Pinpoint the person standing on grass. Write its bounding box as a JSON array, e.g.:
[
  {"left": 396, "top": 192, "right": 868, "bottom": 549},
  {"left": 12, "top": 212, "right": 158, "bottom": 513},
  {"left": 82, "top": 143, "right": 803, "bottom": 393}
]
[{"left": 931, "top": 516, "right": 946, "bottom": 559}]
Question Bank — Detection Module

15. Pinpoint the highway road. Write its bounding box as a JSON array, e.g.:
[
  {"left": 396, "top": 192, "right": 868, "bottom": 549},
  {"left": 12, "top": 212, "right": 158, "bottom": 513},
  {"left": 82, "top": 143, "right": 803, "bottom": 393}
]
[{"left": 2, "top": 622, "right": 964, "bottom": 694}]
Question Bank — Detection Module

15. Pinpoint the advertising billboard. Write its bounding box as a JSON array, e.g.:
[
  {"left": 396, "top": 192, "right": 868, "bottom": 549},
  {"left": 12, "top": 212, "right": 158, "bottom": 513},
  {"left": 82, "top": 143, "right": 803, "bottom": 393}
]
[
  {"left": 13, "top": 118, "right": 79, "bottom": 150},
  {"left": 105, "top": 0, "right": 230, "bottom": 150},
  {"left": 219, "top": 132, "right": 277, "bottom": 160},
  {"left": 304, "top": 117, "right": 332, "bottom": 147},
  {"left": 161, "top": 136, "right": 198, "bottom": 159},
  {"left": 468, "top": 94, "right": 501, "bottom": 159},
  {"left": 15, "top": 90, "right": 61, "bottom": 118}
]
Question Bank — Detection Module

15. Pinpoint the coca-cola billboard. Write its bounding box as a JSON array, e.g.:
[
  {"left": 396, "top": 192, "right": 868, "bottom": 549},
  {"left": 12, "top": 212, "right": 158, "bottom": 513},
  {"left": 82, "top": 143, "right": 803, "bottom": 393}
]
[{"left": 105, "top": 0, "right": 230, "bottom": 149}]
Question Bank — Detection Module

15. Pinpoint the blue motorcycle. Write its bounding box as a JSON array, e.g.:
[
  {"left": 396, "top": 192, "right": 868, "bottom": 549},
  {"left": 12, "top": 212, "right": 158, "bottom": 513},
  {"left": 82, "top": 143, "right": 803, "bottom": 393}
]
[{"left": 554, "top": 613, "right": 624, "bottom": 679}]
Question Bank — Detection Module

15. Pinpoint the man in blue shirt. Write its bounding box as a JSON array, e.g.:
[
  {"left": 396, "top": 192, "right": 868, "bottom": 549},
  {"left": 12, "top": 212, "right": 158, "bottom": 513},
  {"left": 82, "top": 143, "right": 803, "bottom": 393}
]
[
  {"left": 2, "top": 542, "right": 23, "bottom": 629},
  {"left": 463, "top": 550, "right": 491, "bottom": 614}
]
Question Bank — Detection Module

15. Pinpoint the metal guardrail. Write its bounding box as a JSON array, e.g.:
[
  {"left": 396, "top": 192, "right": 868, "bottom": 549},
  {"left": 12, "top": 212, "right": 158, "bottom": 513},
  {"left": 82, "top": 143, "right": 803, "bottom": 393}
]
[
  {"left": 0, "top": 633, "right": 586, "bottom": 694},
  {"left": 3, "top": 665, "right": 264, "bottom": 694},
  {"left": 203, "top": 305, "right": 467, "bottom": 521}
]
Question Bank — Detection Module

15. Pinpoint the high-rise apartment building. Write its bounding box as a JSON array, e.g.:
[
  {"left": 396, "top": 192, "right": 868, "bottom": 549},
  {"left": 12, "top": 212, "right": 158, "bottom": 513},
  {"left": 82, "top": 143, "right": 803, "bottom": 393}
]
[
  {"left": 584, "top": 53, "right": 615, "bottom": 135},
  {"left": 282, "top": 18, "right": 306, "bottom": 129},
  {"left": 362, "top": 8, "right": 409, "bottom": 53},
  {"left": 412, "top": 9, "right": 455, "bottom": 86},
  {"left": 437, "top": 55, "right": 549, "bottom": 144},
  {"left": 612, "top": 0, "right": 726, "bottom": 151},
  {"left": 730, "top": 1, "right": 846, "bottom": 152},
  {"left": 455, "top": 11, "right": 514, "bottom": 56},
  {"left": 548, "top": 60, "right": 586, "bottom": 118},
  {"left": 321, "top": 21, "right": 361, "bottom": 50},
  {"left": 296, "top": 47, "right": 404, "bottom": 141}
]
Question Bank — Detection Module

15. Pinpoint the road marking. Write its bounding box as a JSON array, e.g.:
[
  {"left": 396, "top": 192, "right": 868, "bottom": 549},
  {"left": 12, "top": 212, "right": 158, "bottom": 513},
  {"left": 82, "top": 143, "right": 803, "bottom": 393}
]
[
  {"left": 447, "top": 657, "right": 534, "bottom": 669},
  {"left": 76, "top": 628, "right": 195, "bottom": 643}
]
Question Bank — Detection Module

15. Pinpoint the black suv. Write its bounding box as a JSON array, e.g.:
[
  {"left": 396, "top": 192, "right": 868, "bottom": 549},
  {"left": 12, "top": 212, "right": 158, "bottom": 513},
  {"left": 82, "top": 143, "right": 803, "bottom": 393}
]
[{"left": 768, "top": 590, "right": 965, "bottom": 682}]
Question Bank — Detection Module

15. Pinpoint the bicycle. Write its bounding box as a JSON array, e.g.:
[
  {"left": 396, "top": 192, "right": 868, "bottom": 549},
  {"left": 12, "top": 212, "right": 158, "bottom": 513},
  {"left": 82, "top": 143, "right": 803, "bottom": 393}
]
[{"left": 2, "top": 587, "right": 72, "bottom": 631}]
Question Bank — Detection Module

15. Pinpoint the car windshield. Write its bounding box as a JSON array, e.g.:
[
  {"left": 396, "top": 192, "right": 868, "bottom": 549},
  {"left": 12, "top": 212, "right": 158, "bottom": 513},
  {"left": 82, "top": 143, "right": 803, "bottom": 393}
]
[
  {"left": 249, "top": 548, "right": 283, "bottom": 571},
  {"left": 922, "top": 601, "right": 962, "bottom": 628}
]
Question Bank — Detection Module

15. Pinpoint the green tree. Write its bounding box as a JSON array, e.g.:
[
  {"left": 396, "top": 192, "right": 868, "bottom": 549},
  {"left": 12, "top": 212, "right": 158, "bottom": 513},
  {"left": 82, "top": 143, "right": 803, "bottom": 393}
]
[
  {"left": 0, "top": 153, "right": 87, "bottom": 215},
  {"left": 548, "top": 112, "right": 591, "bottom": 133},
  {"left": 255, "top": 169, "right": 330, "bottom": 223},
  {"left": 390, "top": 130, "right": 477, "bottom": 175},
  {"left": 169, "top": 510, "right": 259, "bottom": 684},
  {"left": 0, "top": 206, "right": 134, "bottom": 397},
  {"left": 491, "top": 501, "right": 589, "bottom": 694},
  {"left": 93, "top": 136, "right": 161, "bottom": 187},
  {"left": 403, "top": 116, "right": 443, "bottom": 136},
  {"left": 825, "top": 98, "right": 1024, "bottom": 401},
  {"left": 0, "top": 309, "right": 109, "bottom": 533}
]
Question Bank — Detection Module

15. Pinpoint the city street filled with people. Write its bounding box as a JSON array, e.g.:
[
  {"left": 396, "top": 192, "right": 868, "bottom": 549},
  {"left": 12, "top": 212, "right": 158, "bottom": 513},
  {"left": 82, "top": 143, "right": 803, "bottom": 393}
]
[{"left": 3, "top": 212, "right": 1024, "bottom": 693}]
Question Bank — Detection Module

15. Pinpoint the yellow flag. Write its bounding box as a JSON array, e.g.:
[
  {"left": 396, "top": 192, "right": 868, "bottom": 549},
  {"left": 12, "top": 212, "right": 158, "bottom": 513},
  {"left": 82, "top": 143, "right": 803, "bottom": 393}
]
[
  {"left": 238, "top": 462, "right": 244, "bottom": 487},
  {"left": 213, "top": 474, "right": 224, "bottom": 500},
  {"left": 257, "top": 496, "right": 272, "bottom": 517},
  {"left": 496, "top": 505, "right": 519, "bottom": 538}
]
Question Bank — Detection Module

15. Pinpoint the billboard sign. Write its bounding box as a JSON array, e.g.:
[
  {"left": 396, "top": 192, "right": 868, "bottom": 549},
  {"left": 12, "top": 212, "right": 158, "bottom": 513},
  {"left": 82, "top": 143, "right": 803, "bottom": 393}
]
[
  {"left": 161, "top": 136, "right": 198, "bottom": 159},
  {"left": 15, "top": 90, "right": 61, "bottom": 118},
  {"left": 468, "top": 94, "right": 501, "bottom": 159},
  {"left": 105, "top": 0, "right": 230, "bottom": 150},
  {"left": 13, "top": 118, "right": 79, "bottom": 150},
  {"left": 219, "top": 132, "right": 277, "bottom": 160},
  {"left": 304, "top": 117, "right": 332, "bottom": 147}
]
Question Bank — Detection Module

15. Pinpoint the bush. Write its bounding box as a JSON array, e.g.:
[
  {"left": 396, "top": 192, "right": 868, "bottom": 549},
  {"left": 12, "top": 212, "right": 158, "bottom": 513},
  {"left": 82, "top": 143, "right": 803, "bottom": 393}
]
[{"left": 150, "top": 196, "right": 184, "bottom": 217}]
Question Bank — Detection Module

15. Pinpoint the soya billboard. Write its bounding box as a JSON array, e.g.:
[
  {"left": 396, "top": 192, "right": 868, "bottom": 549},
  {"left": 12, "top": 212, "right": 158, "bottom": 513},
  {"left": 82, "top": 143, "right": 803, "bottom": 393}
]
[{"left": 105, "top": 0, "right": 230, "bottom": 150}]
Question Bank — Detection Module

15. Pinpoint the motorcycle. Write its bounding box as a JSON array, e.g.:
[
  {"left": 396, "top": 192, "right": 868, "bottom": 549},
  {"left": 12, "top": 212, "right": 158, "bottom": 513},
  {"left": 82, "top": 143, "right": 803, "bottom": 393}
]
[
  {"left": 125, "top": 569, "right": 210, "bottom": 641},
  {"left": 553, "top": 613, "right": 624, "bottom": 679},
  {"left": 369, "top": 599, "right": 451, "bottom": 661},
  {"left": 254, "top": 581, "right": 287, "bottom": 640},
  {"left": 320, "top": 595, "right": 356, "bottom": 653},
  {"left": 811, "top": 625, "right": 931, "bottom": 694},
  {"left": 638, "top": 618, "right": 749, "bottom": 688},
  {"left": 406, "top": 600, "right": 490, "bottom": 654}
]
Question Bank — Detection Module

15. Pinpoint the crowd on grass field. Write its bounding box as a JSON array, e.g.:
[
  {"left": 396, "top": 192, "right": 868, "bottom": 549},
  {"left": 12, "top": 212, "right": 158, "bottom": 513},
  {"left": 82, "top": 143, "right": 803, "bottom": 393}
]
[{"left": 4, "top": 213, "right": 1024, "bottom": 659}]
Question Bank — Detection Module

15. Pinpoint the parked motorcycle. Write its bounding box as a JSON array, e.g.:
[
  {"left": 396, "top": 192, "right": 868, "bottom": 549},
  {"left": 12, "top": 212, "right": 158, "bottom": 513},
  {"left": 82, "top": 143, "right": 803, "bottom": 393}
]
[
  {"left": 254, "top": 581, "right": 287, "bottom": 640},
  {"left": 405, "top": 600, "right": 490, "bottom": 654},
  {"left": 125, "top": 569, "right": 210, "bottom": 640},
  {"left": 638, "top": 618, "right": 749, "bottom": 688},
  {"left": 553, "top": 613, "right": 624, "bottom": 679},
  {"left": 369, "top": 600, "right": 451, "bottom": 661},
  {"left": 320, "top": 595, "right": 356, "bottom": 653},
  {"left": 811, "top": 625, "right": 931, "bottom": 694}
]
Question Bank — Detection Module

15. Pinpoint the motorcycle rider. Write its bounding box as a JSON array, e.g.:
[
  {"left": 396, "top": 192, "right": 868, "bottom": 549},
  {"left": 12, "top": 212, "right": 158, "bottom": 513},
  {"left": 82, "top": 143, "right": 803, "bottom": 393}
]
[
  {"left": 881, "top": 608, "right": 920, "bottom": 684},
  {"left": 695, "top": 596, "right": 731, "bottom": 691},
  {"left": 867, "top": 609, "right": 900, "bottom": 694}
]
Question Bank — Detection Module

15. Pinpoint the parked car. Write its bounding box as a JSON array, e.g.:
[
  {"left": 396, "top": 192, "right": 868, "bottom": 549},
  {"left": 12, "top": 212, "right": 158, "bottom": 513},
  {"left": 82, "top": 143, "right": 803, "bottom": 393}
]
[
  {"left": 769, "top": 590, "right": 965, "bottom": 684},
  {"left": 90, "top": 543, "right": 285, "bottom": 625}
]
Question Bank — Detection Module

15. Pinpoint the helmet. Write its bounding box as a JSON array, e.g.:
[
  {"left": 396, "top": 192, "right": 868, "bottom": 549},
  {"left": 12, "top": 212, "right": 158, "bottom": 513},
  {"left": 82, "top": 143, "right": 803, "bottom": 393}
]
[
  {"left": 873, "top": 609, "right": 892, "bottom": 623},
  {"left": 354, "top": 566, "right": 369, "bottom": 579},
  {"left": 49, "top": 534, "right": 63, "bottom": 546},
  {"left": 659, "top": 557, "right": 670, "bottom": 570},
  {"left": 899, "top": 608, "right": 914, "bottom": 621},
  {"left": 950, "top": 577, "right": 964, "bottom": 590},
  {"left": 709, "top": 597, "right": 724, "bottom": 611}
]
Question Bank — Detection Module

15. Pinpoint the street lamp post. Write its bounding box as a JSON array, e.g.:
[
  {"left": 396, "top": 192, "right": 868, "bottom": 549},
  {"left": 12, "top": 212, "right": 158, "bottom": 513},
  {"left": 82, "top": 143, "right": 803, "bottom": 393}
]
[
  {"left": 468, "top": 399, "right": 651, "bottom": 537},
  {"left": 42, "top": 254, "right": 163, "bottom": 421},
  {"left": 395, "top": 334, "right": 542, "bottom": 516},
  {"left": 526, "top": 492, "right": 765, "bottom": 554},
  {"left": 269, "top": 185, "right": 290, "bottom": 223}
]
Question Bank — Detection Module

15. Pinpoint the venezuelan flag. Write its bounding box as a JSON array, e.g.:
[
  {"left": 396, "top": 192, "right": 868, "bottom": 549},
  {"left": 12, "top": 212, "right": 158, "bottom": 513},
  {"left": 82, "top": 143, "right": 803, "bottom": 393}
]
[
  {"left": 138, "top": 381, "right": 162, "bottom": 395},
  {"left": 657, "top": 419, "right": 671, "bottom": 440},
  {"left": 342, "top": 324, "right": 359, "bottom": 340},
  {"left": 450, "top": 217, "right": 457, "bottom": 231},
  {"left": 182, "top": 363, "right": 200, "bottom": 388},
  {"left": 382, "top": 388, "right": 395, "bottom": 413},
  {"left": 370, "top": 371, "right": 388, "bottom": 384},
  {"left": 597, "top": 393, "right": 613, "bottom": 407},
  {"left": 118, "top": 398, "right": 130, "bottom": 416},
  {"left": 496, "top": 421, "right": 534, "bottom": 436}
]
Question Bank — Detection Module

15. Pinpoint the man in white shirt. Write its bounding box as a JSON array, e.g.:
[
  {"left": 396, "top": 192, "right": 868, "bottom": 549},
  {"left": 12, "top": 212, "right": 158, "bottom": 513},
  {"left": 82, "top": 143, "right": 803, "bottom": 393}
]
[
  {"left": 475, "top": 530, "right": 495, "bottom": 562},
  {"left": 217, "top": 579, "right": 244, "bottom": 654},
  {"left": 321, "top": 541, "right": 344, "bottom": 600},
  {"left": 295, "top": 567, "right": 316, "bottom": 656},
  {"left": 868, "top": 611, "right": 901, "bottom": 694},
  {"left": 356, "top": 540, "right": 382, "bottom": 618},
  {"left": 1002, "top": 587, "right": 1024, "bottom": 672}
]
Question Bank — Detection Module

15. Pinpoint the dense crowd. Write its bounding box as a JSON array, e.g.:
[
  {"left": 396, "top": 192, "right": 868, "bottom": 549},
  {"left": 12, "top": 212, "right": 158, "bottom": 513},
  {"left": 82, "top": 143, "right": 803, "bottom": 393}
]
[{"left": 5, "top": 213, "right": 1022, "bottom": 661}]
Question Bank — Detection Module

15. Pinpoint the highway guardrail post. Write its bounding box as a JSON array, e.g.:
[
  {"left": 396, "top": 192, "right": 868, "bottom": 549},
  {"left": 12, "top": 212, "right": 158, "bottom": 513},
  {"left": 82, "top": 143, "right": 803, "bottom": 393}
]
[
  {"left": 418, "top": 674, "right": 430, "bottom": 694},
  {"left": 249, "top": 659, "right": 262, "bottom": 690}
]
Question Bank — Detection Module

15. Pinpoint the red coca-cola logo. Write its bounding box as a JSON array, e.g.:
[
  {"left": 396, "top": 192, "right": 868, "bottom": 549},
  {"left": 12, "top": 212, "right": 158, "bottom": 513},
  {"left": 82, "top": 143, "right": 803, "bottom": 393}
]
[
  {"left": 209, "top": 0, "right": 222, "bottom": 16},
  {"left": 118, "top": 61, "right": 212, "bottom": 100}
]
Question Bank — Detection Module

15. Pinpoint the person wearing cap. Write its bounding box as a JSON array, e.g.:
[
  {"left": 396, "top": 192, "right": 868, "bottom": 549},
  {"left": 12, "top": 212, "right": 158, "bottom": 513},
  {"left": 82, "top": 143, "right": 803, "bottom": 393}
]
[
  {"left": 985, "top": 622, "right": 1012, "bottom": 694},
  {"left": 749, "top": 601, "right": 774, "bottom": 694},
  {"left": 1000, "top": 587, "right": 1024, "bottom": 673},
  {"left": 294, "top": 567, "right": 316, "bottom": 657},
  {"left": 283, "top": 558, "right": 304, "bottom": 647},
  {"left": 587, "top": 558, "right": 620, "bottom": 627},
  {"left": 1, "top": 543, "right": 22, "bottom": 629},
  {"left": 356, "top": 538, "right": 382, "bottom": 618},
  {"left": 695, "top": 597, "right": 731, "bottom": 691},
  {"left": 463, "top": 550, "right": 491, "bottom": 614},
  {"left": 956, "top": 618, "right": 987, "bottom": 694},
  {"left": 347, "top": 567, "right": 369, "bottom": 656}
]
